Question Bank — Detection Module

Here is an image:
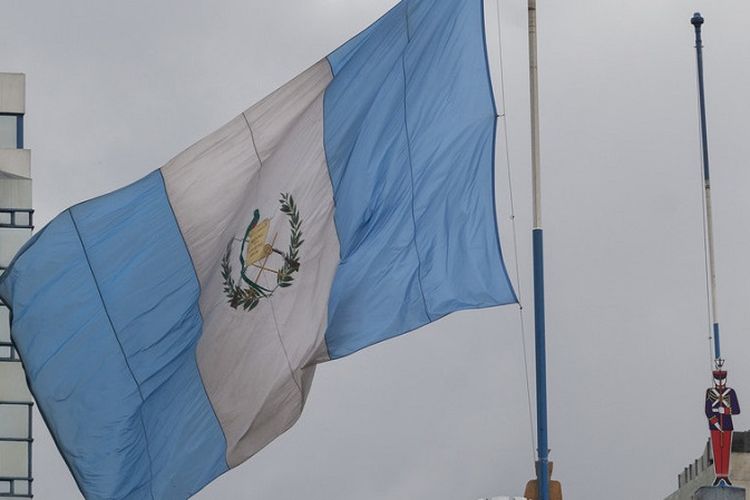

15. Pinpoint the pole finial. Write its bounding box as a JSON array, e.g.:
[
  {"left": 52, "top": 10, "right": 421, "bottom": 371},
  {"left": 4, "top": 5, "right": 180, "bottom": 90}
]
[{"left": 691, "top": 12, "right": 704, "bottom": 27}]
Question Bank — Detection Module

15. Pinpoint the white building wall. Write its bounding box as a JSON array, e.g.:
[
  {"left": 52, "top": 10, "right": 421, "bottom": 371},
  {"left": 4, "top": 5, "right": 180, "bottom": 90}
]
[
  {"left": 0, "top": 73, "right": 25, "bottom": 114},
  {"left": 666, "top": 437, "right": 750, "bottom": 500},
  {"left": 0, "top": 71, "right": 33, "bottom": 499}
]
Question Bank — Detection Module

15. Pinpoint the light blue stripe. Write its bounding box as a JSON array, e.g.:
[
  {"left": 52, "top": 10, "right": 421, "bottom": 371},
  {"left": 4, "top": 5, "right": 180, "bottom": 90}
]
[
  {"left": 323, "top": 0, "right": 517, "bottom": 359},
  {"left": 0, "top": 171, "right": 227, "bottom": 499}
]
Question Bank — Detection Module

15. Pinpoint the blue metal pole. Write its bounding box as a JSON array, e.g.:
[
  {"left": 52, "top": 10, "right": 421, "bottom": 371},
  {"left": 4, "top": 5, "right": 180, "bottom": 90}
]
[
  {"left": 528, "top": 1, "right": 550, "bottom": 498},
  {"left": 692, "top": 13, "right": 710, "bottom": 182},
  {"left": 691, "top": 12, "right": 722, "bottom": 361},
  {"left": 533, "top": 228, "right": 549, "bottom": 499},
  {"left": 713, "top": 324, "right": 721, "bottom": 360}
]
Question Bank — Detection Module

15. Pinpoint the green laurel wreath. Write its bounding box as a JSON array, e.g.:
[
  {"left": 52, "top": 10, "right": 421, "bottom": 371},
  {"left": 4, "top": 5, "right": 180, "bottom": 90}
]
[
  {"left": 277, "top": 193, "right": 303, "bottom": 288},
  {"left": 221, "top": 193, "right": 303, "bottom": 311},
  {"left": 221, "top": 240, "right": 263, "bottom": 311}
]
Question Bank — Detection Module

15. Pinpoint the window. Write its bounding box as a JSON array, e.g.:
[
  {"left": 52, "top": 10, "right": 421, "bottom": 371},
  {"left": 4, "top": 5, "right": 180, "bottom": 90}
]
[
  {"left": 0, "top": 114, "right": 22, "bottom": 149},
  {"left": 0, "top": 402, "right": 33, "bottom": 498}
]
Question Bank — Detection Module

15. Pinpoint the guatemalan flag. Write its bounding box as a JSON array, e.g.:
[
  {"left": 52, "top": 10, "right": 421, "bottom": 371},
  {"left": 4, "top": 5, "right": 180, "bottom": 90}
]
[{"left": 0, "top": 0, "right": 516, "bottom": 498}]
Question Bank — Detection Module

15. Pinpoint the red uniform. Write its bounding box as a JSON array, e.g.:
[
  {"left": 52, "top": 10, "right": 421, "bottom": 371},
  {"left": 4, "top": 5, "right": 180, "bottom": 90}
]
[{"left": 705, "top": 368, "right": 740, "bottom": 486}]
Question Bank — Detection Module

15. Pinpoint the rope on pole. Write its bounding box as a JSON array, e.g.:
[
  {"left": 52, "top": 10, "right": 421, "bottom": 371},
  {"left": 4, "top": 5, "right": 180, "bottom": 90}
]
[{"left": 493, "top": 0, "right": 537, "bottom": 459}]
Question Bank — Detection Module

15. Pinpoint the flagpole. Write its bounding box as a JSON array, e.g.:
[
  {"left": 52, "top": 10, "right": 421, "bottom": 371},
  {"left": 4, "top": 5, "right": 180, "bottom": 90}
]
[
  {"left": 528, "top": 1, "right": 550, "bottom": 499},
  {"left": 691, "top": 12, "right": 722, "bottom": 362}
]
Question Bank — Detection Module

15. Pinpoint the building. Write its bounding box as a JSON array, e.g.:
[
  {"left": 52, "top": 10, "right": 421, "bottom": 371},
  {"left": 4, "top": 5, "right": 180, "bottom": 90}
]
[
  {"left": 666, "top": 432, "right": 750, "bottom": 500},
  {"left": 0, "top": 72, "right": 34, "bottom": 498}
]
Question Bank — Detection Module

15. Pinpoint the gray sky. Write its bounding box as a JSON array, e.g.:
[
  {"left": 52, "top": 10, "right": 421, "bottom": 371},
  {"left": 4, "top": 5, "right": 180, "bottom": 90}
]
[{"left": 2, "top": 0, "right": 750, "bottom": 498}]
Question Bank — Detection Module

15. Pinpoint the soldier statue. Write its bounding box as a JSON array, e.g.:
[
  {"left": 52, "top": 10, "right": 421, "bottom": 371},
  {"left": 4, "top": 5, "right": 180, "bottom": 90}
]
[{"left": 705, "top": 360, "right": 740, "bottom": 486}]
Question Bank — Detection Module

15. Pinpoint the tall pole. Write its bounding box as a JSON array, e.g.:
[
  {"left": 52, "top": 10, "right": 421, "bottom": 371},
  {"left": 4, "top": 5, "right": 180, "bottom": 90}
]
[
  {"left": 691, "top": 12, "right": 722, "bottom": 362},
  {"left": 528, "top": 1, "right": 550, "bottom": 499}
]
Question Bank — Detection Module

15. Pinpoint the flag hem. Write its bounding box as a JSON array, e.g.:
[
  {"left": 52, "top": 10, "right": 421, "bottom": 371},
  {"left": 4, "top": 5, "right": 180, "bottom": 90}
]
[{"left": 481, "top": 0, "right": 519, "bottom": 305}]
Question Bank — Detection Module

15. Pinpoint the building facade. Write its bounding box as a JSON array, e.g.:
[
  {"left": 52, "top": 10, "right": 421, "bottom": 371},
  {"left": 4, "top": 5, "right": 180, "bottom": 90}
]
[
  {"left": 666, "top": 432, "right": 750, "bottom": 500},
  {"left": 0, "top": 72, "right": 34, "bottom": 498}
]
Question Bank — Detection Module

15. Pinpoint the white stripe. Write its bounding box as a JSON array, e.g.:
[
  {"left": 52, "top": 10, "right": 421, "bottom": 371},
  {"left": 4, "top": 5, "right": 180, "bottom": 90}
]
[{"left": 161, "top": 60, "right": 338, "bottom": 467}]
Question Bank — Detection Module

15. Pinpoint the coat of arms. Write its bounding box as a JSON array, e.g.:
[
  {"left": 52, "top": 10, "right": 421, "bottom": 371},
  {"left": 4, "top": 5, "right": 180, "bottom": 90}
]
[{"left": 221, "top": 193, "right": 303, "bottom": 311}]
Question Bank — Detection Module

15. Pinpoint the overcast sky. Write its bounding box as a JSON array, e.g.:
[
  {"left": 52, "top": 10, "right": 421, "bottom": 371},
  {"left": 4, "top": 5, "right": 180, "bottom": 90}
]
[{"left": 2, "top": 0, "right": 750, "bottom": 498}]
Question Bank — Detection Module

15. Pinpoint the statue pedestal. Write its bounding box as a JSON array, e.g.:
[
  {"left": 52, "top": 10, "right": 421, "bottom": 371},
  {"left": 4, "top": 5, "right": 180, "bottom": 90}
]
[{"left": 694, "top": 486, "right": 746, "bottom": 500}]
